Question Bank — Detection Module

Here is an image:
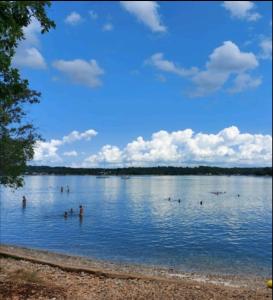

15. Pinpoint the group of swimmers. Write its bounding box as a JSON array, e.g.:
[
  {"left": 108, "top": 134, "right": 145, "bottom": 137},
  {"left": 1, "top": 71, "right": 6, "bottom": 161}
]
[
  {"left": 167, "top": 197, "right": 182, "bottom": 203},
  {"left": 64, "top": 205, "right": 84, "bottom": 219},
  {"left": 60, "top": 185, "right": 84, "bottom": 219},
  {"left": 167, "top": 197, "right": 179, "bottom": 202},
  {"left": 22, "top": 189, "right": 240, "bottom": 218},
  {"left": 60, "top": 185, "right": 70, "bottom": 193},
  {"left": 22, "top": 194, "right": 83, "bottom": 219}
]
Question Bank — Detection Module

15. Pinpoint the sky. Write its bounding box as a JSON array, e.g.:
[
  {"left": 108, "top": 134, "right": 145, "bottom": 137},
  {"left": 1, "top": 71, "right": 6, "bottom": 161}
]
[{"left": 14, "top": 1, "right": 272, "bottom": 167}]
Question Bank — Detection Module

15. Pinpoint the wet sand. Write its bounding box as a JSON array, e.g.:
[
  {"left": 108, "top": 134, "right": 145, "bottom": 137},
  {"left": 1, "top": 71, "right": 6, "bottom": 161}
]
[{"left": 0, "top": 244, "right": 271, "bottom": 299}]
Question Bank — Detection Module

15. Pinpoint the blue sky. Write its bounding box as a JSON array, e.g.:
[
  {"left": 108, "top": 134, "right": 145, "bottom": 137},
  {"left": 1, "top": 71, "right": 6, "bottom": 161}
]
[{"left": 14, "top": 1, "right": 272, "bottom": 167}]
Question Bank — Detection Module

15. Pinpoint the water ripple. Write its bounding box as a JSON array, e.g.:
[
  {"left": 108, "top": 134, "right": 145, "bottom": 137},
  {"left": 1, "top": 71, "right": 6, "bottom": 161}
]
[{"left": 0, "top": 175, "right": 272, "bottom": 276}]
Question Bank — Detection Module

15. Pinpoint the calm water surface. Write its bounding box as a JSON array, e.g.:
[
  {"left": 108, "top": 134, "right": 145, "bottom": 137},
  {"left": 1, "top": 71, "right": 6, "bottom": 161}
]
[{"left": 0, "top": 175, "right": 272, "bottom": 276}]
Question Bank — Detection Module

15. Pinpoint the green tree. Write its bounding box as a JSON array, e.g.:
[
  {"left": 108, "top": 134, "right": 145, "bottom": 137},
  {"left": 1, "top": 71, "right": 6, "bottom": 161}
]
[{"left": 0, "top": 1, "right": 55, "bottom": 188}]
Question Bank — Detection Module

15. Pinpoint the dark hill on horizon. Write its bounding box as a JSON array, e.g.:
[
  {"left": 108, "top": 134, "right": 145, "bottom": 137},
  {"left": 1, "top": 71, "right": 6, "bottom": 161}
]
[{"left": 25, "top": 166, "right": 272, "bottom": 176}]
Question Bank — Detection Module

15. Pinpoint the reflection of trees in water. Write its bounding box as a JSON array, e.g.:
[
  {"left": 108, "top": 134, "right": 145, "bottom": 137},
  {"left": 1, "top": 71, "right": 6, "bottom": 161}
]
[{"left": 98, "top": 177, "right": 121, "bottom": 200}]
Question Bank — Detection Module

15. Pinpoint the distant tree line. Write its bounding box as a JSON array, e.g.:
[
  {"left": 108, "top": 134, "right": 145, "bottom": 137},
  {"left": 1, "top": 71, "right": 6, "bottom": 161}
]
[{"left": 25, "top": 165, "right": 272, "bottom": 176}]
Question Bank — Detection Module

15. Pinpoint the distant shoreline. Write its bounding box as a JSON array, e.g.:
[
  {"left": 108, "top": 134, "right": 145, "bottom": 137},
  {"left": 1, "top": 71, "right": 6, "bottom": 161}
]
[{"left": 25, "top": 165, "right": 272, "bottom": 177}]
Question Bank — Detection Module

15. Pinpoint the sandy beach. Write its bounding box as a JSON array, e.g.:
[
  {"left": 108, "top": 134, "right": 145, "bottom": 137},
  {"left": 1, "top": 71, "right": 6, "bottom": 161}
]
[{"left": 0, "top": 244, "right": 271, "bottom": 300}]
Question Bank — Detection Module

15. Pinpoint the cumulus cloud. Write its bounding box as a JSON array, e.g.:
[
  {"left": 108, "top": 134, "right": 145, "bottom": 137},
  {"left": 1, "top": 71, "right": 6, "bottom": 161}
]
[
  {"left": 85, "top": 145, "right": 123, "bottom": 165},
  {"left": 190, "top": 41, "right": 259, "bottom": 96},
  {"left": 34, "top": 139, "right": 63, "bottom": 163},
  {"left": 63, "top": 151, "right": 78, "bottom": 157},
  {"left": 65, "top": 12, "right": 82, "bottom": 25},
  {"left": 13, "top": 18, "right": 46, "bottom": 69},
  {"left": 222, "top": 1, "right": 261, "bottom": 22},
  {"left": 120, "top": 1, "right": 166, "bottom": 32},
  {"left": 84, "top": 126, "right": 272, "bottom": 167},
  {"left": 52, "top": 59, "right": 104, "bottom": 88},
  {"left": 259, "top": 37, "right": 272, "bottom": 60},
  {"left": 146, "top": 53, "right": 198, "bottom": 76},
  {"left": 62, "top": 129, "right": 98, "bottom": 143},
  {"left": 228, "top": 73, "right": 262, "bottom": 93},
  {"left": 13, "top": 47, "right": 46, "bottom": 69},
  {"left": 34, "top": 129, "right": 97, "bottom": 163},
  {"left": 102, "top": 23, "right": 114, "bottom": 31},
  {"left": 147, "top": 41, "right": 260, "bottom": 97}
]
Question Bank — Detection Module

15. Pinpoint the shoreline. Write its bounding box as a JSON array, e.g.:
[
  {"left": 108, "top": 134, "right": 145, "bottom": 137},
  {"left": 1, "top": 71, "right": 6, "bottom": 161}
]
[
  {"left": 22, "top": 174, "right": 272, "bottom": 177},
  {"left": 0, "top": 244, "right": 271, "bottom": 284},
  {"left": 0, "top": 244, "right": 272, "bottom": 299},
  {"left": 0, "top": 244, "right": 270, "bottom": 287}
]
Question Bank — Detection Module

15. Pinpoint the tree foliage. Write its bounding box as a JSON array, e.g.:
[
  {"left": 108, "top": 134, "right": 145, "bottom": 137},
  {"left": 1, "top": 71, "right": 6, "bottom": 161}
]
[{"left": 0, "top": 1, "right": 55, "bottom": 188}]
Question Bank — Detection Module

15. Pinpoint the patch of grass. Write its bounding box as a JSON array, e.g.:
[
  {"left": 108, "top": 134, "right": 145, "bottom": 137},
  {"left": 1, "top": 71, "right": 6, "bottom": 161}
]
[
  {"left": 8, "top": 269, "right": 43, "bottom": 284},
  {"left": 0, "top": 281, "right": 66, "bottom": 299}
]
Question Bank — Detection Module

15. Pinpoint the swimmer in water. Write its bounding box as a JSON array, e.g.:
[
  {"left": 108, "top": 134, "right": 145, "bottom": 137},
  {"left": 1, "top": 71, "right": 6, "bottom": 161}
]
[
  {"left": 70, "top": 208, "right": 73, "bottom": 214},
  {"left": 22, "top": 196, "right": 26, "bottom": 207},
  {"left": 64, "top": 211, "right": 68, "bottom": 218},
  {"left": 61, "top": 186, "right": 64, "bottom": 193},
  {"left": 79, "top": 205, "right": 84, "bottom": 217},
  {"left": 200, "top": 201, "right": 203, "bottom": 205},
  {"left": 178, "top": 199, "right": 181, "bottom": 203}
]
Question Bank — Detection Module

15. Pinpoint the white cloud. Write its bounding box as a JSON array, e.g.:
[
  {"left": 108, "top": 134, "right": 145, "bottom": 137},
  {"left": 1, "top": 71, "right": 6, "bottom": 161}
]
[
  {"left": 222, "top": 1, "right": 261, "bottom": 22},
  {"left": 34, "top": 139, "right": 63, "bottom": 163},
  {"left": 120, "top": 1, "right": 166, "bottom": 32},
  {"left": 147, "top": 41, "right": 260, "bottom": 97},
  {"left": 34, "top": 129, "right": 97, "bottom": 163},
  {"left": 85, "top": 145, "right": 123, "bottom": 165},
  {"left": 62, "top": 129, "right": 98, "bottom": 143},
  {"left": 63, "top": 151, "right": 78, "bottom": 157},
  {"left": 190, "top": 41, "right": 259, "bottom": 96},
  {"left": 204, "top": 41, "right": 258, "bottom": 72},
  {"left": 13, "top": 18, "right": 46, "bottom": 69},
  {"left": 89, "top": 10, "right": 98, "bottom": 20},
  {"left": 23, "top": 18, "right": 42, "bottom": 46},
  {"left": 259, "top": 37, "right": 272, "bottom": 60},
  {"left": 228, "top": 73, "right": 262, "bottom": 93},
  {"left": 102, "top": 23, "right": 114, "bottom": 31},
  {"left": 146, "top": 53, "right": 198, "bottom": 76},
  {"left": 84, "top": 126, "right": 272, "bottom": 167},
  {"left": 13, "top": 47, "right": 46, "bottom": 69},
  {"left": 65, "top": 12, "right": 82, "bottom": 25},
  {"left": 52, "top": 59, "right": 104, "bottom": 88}
]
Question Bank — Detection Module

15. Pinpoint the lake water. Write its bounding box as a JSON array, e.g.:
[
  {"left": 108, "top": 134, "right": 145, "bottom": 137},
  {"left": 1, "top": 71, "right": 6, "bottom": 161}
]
[{"left": 0, "top": 175, "right": 272, "bottom": 276}]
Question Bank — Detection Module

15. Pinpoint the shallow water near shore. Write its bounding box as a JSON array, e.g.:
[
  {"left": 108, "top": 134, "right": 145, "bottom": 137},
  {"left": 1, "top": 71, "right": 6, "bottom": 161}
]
[{"left": 0, "top": 175, "right": 272, "bottom": 277}]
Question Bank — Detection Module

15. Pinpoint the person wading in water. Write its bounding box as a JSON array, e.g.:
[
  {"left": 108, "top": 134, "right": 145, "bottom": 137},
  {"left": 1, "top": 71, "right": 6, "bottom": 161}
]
[
  {"left": 79, "top": 205, "right": 84, "bottom": 217},
  {"left": 22, "top": 196, "right": 27, "bottom": 208}
]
